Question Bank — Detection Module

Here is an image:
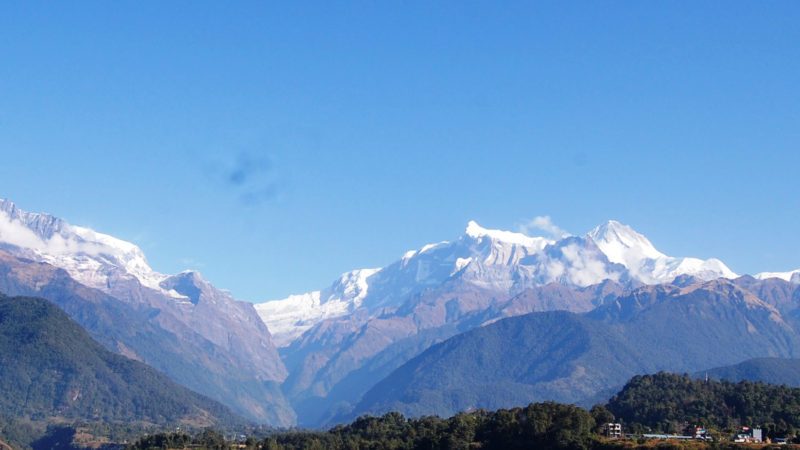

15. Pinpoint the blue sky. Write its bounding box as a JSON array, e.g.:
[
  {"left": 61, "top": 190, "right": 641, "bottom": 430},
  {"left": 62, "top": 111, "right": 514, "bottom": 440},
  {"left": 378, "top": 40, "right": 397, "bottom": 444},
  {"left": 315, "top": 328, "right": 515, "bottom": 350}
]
[{"left": 1, "top": 2, "right": 798, "bottom": 301}]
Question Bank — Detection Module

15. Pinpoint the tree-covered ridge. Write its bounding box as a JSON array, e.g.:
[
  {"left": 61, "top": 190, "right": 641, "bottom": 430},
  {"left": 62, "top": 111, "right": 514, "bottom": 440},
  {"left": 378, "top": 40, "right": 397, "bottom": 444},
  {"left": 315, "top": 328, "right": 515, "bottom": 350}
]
[
  {"left": 129, "top": 402, "right": 601, "bottom": 450},
  {"left": 607, "top": 372, "right": 800, "bottom": 438},
  {"left": 0, "top": 295, "right": 248, "bottom": 429},
  {"left": 59, "top": 372, "right": 800, "bottom": 449}
]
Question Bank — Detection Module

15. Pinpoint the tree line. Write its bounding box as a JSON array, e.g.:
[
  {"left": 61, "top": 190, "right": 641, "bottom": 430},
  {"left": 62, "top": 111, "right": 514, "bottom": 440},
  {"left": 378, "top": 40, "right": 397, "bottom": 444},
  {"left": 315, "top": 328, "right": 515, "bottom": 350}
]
[
  {"left": 608, "top": 372, "right": 800, "bottom": 439},
  {"left": 47, "top": 372, "right": 800, "bottom": 449},
  {"left": 128, "top": 402, "right": 602, "bottom": 450}
]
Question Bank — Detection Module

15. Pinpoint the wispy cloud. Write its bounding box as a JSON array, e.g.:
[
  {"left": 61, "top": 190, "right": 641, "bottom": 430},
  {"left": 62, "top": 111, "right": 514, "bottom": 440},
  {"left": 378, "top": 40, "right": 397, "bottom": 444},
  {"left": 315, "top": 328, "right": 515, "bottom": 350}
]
[
  {"left": 518, "top": 216, "right": 570, "bottom": 239},
  {"left": 0, "top": 212, "right": 123, "bottom": 258}
]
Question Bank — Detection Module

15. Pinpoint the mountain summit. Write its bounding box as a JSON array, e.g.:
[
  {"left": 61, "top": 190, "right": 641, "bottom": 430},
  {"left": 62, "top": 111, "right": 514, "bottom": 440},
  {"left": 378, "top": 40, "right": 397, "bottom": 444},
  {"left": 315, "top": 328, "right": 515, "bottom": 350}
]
[
  {"left": 257, "top": 219, "right": 736, "bottom": 347},
  {"left": 588, "top": 220, "right": 737, "bottom": 283},
  {"left": 0, "top": 199, "right": 177, "bottom": 297}
]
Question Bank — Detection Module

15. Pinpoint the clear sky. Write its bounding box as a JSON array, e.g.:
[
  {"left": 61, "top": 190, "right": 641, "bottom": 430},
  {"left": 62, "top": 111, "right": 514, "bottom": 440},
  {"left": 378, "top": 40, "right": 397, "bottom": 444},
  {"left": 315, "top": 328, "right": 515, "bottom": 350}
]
[{"left": 1, "top": 2, "right": 798, "bottom": 301}]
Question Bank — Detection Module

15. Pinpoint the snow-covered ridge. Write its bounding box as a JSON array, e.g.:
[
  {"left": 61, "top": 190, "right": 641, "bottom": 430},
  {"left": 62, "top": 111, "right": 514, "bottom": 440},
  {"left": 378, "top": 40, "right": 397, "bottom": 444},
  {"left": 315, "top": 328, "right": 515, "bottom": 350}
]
[
  {"left": 0, "top": 198, "right": 750, "bottom": 349},
  {"left": 255, "top": 268, "right": 379, "bottom": 346},
  {"left": 256, "top": 221, "right": 560, "bottom": 345},
  {"left": 257, "top": 219, "right": 740, "bottom": 347},
  {"left": 587, "top": 220, "right": 737, "bottom": 283},
  {"left": 754, "top": 269, "right": 800, "bottom": 283},
  {"left": 466, "top": 220, "right": 554, "bottom": 248},
  {"left": 0, "top": 199, "right": 183, "bottom": 297}
]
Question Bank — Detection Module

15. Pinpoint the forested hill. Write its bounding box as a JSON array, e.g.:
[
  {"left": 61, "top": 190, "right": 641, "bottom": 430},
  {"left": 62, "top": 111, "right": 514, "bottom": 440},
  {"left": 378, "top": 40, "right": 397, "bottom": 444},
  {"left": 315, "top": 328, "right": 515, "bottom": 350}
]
[
  {"left": 607, "top": 372, "right": 800, "bottom": 437},
  {"left": 0, "top": 294, "right": 248, "bottom": 429},
  {"left": 130, "top": 402, "right": 602, "bottom": 450}
]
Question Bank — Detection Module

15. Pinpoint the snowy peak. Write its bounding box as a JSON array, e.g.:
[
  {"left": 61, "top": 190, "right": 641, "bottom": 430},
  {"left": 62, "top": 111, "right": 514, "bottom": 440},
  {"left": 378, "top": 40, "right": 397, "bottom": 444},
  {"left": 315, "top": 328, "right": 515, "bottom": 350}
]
[
  {"left": 587, "top": 220, "right": 665, "bottom": 264},
  {"left": 465, "top": 220, "right": 553, "bottom": 248},
  {"left": 755, "top": 269, "right": 800, "bottom": 283},
  {"left": 0, "top": 199, "right": 66, "bottom": 240},
  {"left": 587, "top": 220, "right": 736, "bottom": 283},
  {"left": 255, "top": 268, "right": 380, "bottom": 346},
  {"left": 258, "top": 218, "right": 743, "bottom": 347},
  {"left": 0, "top": 198, "right": 177, "bottom": 297},
  {"left": 160, "top": 270, "right": 211, "bottom": 305}
]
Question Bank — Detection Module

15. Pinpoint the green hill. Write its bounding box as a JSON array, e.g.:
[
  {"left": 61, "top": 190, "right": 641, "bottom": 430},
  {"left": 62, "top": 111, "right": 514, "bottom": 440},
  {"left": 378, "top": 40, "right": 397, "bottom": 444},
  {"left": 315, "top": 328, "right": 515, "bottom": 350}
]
[
  {"left": 352, "top": 310, "right": 649, "bottom": 419},
  {"left": 0, "top": 294, "right": 248, "bottom": 430},
  {"left": 607, "top": 372, "right": 800, "bottom": 438}
]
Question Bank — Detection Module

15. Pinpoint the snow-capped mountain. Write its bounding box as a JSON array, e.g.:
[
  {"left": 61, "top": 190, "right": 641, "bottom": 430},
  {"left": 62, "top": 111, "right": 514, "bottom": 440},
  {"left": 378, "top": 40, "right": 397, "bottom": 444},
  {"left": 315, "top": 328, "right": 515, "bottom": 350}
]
[
  {"left": 0, "top": 198, "right": 181, "bottom": 298},
  {"left": 254, "top": 268, "right": 379, "bottom": 346},
  {"left": 256, "top": 219, "right": 736, "bottom": 347},
  {"left": 587, "top": 220, "right": 737, "bottom": 283},
  {"left": 0, "top": 199, "right": 292, "bottom": 424},
  {"left": 754, "top": 269, "right": 800, "bottom": 283}
]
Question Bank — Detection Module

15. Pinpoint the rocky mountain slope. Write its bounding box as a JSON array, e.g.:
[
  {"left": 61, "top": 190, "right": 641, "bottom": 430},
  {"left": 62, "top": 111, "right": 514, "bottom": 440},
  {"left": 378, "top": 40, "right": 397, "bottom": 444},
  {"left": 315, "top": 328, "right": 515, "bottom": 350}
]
[
  {"left": 349, "top": 278, "right": 800, "bottom": 421},
  {"left": 257, "top": 220, "right": 737, "bottom": 426},
  {"left": 0, "top": 249, "right": 294, "bottom": 426},
  {"left": 0, "top": 199, "right": 292, "bottom": 426}
]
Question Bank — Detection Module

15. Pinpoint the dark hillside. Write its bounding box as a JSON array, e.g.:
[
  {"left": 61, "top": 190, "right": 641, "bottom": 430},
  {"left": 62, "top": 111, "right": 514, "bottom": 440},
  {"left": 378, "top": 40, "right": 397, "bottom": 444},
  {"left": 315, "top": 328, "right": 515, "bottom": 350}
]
[
  {"left": 349, "top": 279, "right": 800, "bottom": 422},
  {"left": 0, "top": 294, "right": 247, "bottom": 428},
  {"left": 353, "top": 310, "right": 648, "bottom": 419},
  {"left": 697, "top": 357, "right": 800, "bottom": 387}
]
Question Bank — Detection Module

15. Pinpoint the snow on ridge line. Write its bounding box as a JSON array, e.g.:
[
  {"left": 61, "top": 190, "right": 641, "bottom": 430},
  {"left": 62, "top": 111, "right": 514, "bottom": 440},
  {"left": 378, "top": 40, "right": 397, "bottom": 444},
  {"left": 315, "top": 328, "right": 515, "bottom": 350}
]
[
  {"left": 257, "top": 219, "right": 558, "bottom": 341},
  {"left": 465, "top": 220, "right": 554, "bottom": 248},
  {"left": 0, "top": 199, "right": 186, "bottom": 298},
  {"left": 754, "top": 269, "right": 800, "bottom": 282},
  {"left": 587, "top": 219, "right": 666, "bottom": 264},
  {"left": 587, "top": 220, "right": 737, "bottom": 282},
  {"left": 255, "top": 267, "right": 380, "bottom": 347},
  {"left": 255, "top": 218, "right": 745, "bottom": 345}
]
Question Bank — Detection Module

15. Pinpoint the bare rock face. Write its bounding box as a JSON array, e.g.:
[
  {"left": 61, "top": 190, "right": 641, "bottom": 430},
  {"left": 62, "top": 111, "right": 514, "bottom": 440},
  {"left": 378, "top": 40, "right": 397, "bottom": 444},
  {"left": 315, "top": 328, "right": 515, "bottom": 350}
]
[{"left": 157, "top": 270, "right": 287, "bottom": 383}]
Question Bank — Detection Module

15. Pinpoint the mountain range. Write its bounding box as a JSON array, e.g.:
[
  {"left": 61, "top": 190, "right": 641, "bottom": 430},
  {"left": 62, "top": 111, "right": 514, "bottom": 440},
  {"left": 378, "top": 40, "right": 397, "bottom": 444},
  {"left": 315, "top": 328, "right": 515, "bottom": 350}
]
[
  {"left": 255, "top": 219, "right": 749, "bottom": 425},
  {"left": 349, "top": 277, "right": 800, "bottom": 420},
  {"left": 1, "top": 197, "right": 799, "bottom": 428},
  {"left": 255, "top": 220, "right": 737, "bottom": 347},
  {"left": 0, "top": 199, "right": 292, "bottom": 426}
]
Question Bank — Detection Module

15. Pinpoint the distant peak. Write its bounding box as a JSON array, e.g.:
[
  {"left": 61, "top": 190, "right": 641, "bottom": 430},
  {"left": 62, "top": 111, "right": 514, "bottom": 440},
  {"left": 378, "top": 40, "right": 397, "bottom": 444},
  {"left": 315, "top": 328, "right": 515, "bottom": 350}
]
[
  {"left": 589, "top": 220, "right": 654, "bottom": 246},
  {"left": 175, "top": 269, "right": 203, "bottom": 280},
  {"left": 589, "top": 220, "right": 633, "bottom": 238},
  {"left": 0, "top": 198, "right": 65, "bottom": 240},
  {"left": 465, "top": 220, "right": 487, "bottom": 237},
  {"left": 587, "top": 220, "right": 665, "bottom": 263}
]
